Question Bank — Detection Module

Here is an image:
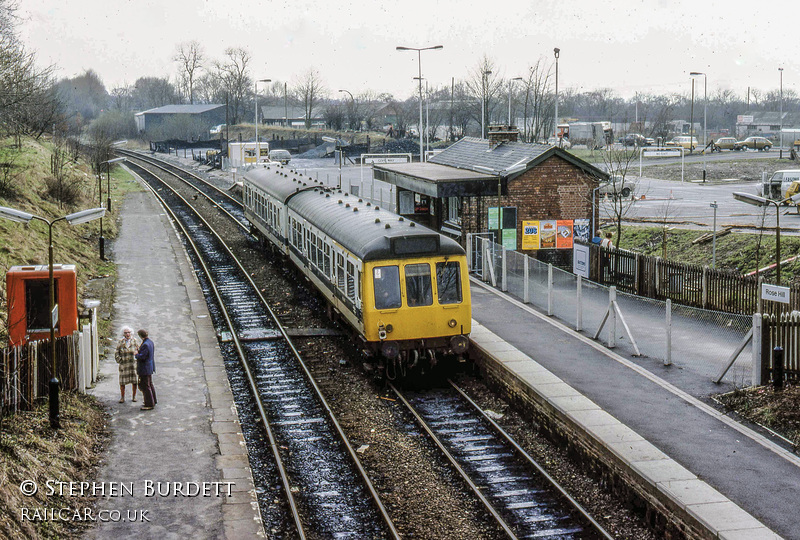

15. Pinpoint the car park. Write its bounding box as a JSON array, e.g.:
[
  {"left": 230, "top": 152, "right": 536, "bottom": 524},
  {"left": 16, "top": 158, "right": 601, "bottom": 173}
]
[
  {"left": 665, "top": 136, "right": 698, "bottom": 150},
  {"left": 712, "top": 137, "right": 737, "bottom": 152},
  {"left": 269, "top": 149, "right": 292, "bottom": 164},
  {"left": 735, "top": 136, "right": 772, "bottom": 151}
]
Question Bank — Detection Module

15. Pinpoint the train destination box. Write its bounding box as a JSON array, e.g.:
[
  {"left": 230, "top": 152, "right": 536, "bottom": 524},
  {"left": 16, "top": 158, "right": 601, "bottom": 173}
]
[{"left": 6, "top": 264, "right": 78, "bottom": 346}]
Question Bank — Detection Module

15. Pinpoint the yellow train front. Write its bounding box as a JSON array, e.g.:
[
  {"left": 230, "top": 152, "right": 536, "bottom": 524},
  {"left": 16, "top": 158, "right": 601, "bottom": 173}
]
[{"left": 242, "top": 165, "right": 471, "bottom": 378}]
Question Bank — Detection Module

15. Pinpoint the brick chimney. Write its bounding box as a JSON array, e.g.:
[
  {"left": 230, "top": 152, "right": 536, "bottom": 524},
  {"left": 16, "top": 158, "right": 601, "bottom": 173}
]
[{"left": 488, "top": 125, "right": 519, "bottom": 149}]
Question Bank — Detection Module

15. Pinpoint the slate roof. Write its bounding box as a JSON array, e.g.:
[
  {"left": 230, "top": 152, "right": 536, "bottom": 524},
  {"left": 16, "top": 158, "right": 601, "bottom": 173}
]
[
  {"left": 429, "top": 137, "right": 607, "bottom": 179},
  {"left": 138, "top": 104, "right": 224, "bottom": 115}
]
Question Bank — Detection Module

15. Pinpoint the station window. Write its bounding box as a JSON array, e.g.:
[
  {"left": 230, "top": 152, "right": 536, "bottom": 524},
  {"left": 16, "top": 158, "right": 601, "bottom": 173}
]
[
  {"left": 436, "top": 261, "right": 462, "bottom": 304},
  {"left": 373, "top": 266, "right": 401, "bottom": 309},
  {"left": 447, "top": 196, "right": 461, "bottom": 224},
  {"left": 405, "top": 263, "right": 432, "bottom": 307}
]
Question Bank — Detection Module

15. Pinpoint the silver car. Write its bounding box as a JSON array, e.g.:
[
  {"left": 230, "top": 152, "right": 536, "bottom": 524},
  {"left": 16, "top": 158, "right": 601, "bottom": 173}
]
[{"left": 598, "top": 175, "right": 637, "bottom": 199}]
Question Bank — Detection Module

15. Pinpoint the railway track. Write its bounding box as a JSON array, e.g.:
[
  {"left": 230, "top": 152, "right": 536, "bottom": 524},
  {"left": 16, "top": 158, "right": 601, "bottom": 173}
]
[
  {"left": 391, "top": 380, "right": 613, "bottom": 539},
  {"left": 124, "top": 159, "right": 398, "bottom": 538}
]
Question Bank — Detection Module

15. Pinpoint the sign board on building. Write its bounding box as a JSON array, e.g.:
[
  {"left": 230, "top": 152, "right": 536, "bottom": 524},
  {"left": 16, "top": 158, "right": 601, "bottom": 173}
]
[
  {"left": 573, "top": 244, "right": 590, "bottom": 278},
  {"left": 364, "top": 156, "right": 410, "bottom": 164},
  {"left": 642, "top": 149, "right": 682, "bottom": 158},
  {"left": 737, "top": 115, "right": 754, "bottom": 124},
  {"left": 762, "top": 283, "right": 790, "bottom": 304}
]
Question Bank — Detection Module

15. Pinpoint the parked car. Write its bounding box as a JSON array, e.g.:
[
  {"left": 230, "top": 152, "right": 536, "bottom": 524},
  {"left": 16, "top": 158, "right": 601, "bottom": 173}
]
[
  {"left": 665, "top": 136, "right": 698, "bottom": 150},
  {"left": 209, "top": 124, "right": 226, "bottom": 135},
  {"left": 622, "top": 133, "right": 648, "bottom": 147},
  {"left": 547, "top": 136, "right": 571, "bottom": 149},
  {"left": 645, "top": 137, "right": 655, "bottom": 146},
  {"left": 712, "top": 137, "right": 737, "bottom": 152},
  {"left": 735, "top": 136, "right": 772, "bottom": 151},
  {"left": 598, "top": 174, "right": 638, "bottom": 199},
  {"left": 269, "top": 149, "right": 292, "bottom": 164}
]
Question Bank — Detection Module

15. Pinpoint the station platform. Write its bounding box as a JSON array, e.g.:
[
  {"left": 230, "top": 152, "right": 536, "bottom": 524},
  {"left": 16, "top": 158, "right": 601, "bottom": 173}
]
[
  {"left": 469, "top": 278, "right": 797, "bottom": 539},
  {"left": 88, "top": 190, "right": 263, "bottom": 539}
]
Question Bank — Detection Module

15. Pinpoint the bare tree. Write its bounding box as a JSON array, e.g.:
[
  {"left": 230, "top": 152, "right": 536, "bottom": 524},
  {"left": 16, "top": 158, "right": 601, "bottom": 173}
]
[
  {"left": 595, "top": 145, "right": 640, "bottom": 243},
  {"left": 293, "top": 68, "right": 326, "bottom": 129},
  {"left": 174, "top": 41, "right": 204, "bottom": 104},
  {"left": 518, "top": 59, "right": 553, "bottom": 142},
  {"left": 214, "top": 47, "right": 251, "bottom": 125},
  {"left": 465, "top": 56, "right": 503, "bottom": 137}
]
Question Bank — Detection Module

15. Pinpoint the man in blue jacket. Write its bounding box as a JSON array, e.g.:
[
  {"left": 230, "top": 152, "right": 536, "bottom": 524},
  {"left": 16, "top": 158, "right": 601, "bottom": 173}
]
[{"left": 135, "top": 329, "right": 157, "bottom": 410}]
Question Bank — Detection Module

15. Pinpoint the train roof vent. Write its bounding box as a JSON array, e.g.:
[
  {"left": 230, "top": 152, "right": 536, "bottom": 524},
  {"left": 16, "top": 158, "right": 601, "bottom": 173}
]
[
  {"left": 353, "top": 207, "right": 358, "bottom": 212},
  {"left": 326, "top": 194, "right": 330, "bottom": 197},
  {"left": 366, "top": 202, "right": 371, "bottom": 206},
  {"left": 358, "top": 198, "right": 363, "bottom": 202},
  {"left": 345, "top": 203, "right": 350, "bottom": 208},
  {"left": 375, "top": 218, "right": 380, "bottom": 223},
  {"left": 385, "top": 224, "right": 391, "bottom": 229},
  {"left": 375, "top": 206, "right": 379, "bottom": 210},
  {"left": 410, "top": 222, "right": 415, "bottom": 227},
  {"left": 398, "top": 217, "right": 404, "bottom": 221},
  {"left": 338, "top": 200, "right": 343, "bottom": 204}
]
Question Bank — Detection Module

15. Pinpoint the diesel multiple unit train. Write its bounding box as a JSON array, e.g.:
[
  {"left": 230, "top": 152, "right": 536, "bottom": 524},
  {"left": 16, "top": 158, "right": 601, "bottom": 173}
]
[{"left": 242, "top": 164, "right": 471, "bottom": 377}]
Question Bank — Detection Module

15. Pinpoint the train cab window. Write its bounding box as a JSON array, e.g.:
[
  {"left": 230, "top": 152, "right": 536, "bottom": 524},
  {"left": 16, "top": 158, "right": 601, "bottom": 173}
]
[
  {"left": 404, "top": 263, "right": 432, "bottom": 307},
  {"left": 373, "top": 266, "right": 401, "bottom": 309},
  {"left": 436, "top": 261, "right": 462, "bottom": 304}
]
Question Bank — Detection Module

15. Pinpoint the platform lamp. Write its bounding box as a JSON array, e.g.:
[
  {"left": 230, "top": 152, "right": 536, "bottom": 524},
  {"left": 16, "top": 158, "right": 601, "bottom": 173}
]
[
  {"left": 732, "top": 191, "right": 800, "bottom": 286},
  {"left": 553, "top": 47, "right": 560, "bottom": 139},
  {"left": 102, "top": 157, "right": 126, "bottom": 212},
  {"left": 95, "top": 173, "right": 105, "bottom": 260},
  {"left": 690, "top": 72, "right": 707, "bottom": 180},
  {"left": 0, "top": 205, "right": 106, "bottom": 429},
  {"left": 396, "top": 44, "right": 443, "bottom": 162}
]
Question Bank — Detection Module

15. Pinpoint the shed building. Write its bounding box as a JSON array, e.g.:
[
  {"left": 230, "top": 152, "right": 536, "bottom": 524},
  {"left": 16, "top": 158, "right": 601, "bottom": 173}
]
[{"left": 135, "top": 104, "right": 226, "bottom": 134}]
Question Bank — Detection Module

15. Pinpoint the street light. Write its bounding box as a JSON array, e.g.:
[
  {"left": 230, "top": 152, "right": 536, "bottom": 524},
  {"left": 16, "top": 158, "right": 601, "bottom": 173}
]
[
  {"left": 0, "top": 205, "right": 106, "bottom": 429},
  {"left": 338, "top": 89, "right": 355, "bottom": 130},
  {"left": 779, "top": 67, "right": 784, "bottom": 159},
  {"left": 689, "top": 77, "right": 695, "bottom": 155},
  {"left": 710, "top": 201, "right": 718, "bottom": 269},
  {"left": 396, "top": 45, "right": 443, "bottom": 162},
  {"left": 690, "top": 72, "right": 707, "bottom": 180},
  {"left": 254, "top": 78, "right": 271, "bottom": 161},
  {"left": 508, "top": 77, "right": 523, "bottom": 126},
  {"left": 481, "top": 70, "right": 492, "bottom": 139},
  {"left": 732, "top": 191, "right": 800, "bottom": 285},
  {"left": 553, "top": 47, "right": 560, "bottom": 139}
]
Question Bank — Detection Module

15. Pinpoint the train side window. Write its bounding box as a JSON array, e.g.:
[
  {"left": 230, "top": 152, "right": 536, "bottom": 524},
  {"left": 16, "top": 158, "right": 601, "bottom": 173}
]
[
  {"left": 436, "top": 261, "right": 462, "bottom": 304},
  {"left": 346, "top": 261, "right": 356, "bottom": 301},
  {"left": 405, "top": 263, "right": 432, "bottom": 307},
  {"left": 336, "top": 253, "right": 345, "bottom": 290},
  {"left": 323, "top": 244, "right": 331, "bottom": 277},
  {"left": 373, "top": 266, "right": 401, "bottom": 309}
]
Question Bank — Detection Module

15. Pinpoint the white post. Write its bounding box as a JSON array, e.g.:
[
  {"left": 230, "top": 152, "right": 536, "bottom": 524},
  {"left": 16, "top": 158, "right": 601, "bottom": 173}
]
[
  {"left": 91, "top": 306, "right": 99, "bottom": 383},
  {"left": 547, "top": 263, "right": 554, "bottom": 316},
  {"left": 608, "top": 286, "right": 617, "bottom": 348},
  {"left": 501, "top": 246, "right": 507, "bottom": 292},
  {"left": 523, "top": 254, "right": 530, "bottom": 304},
  {"left": 481, "top": 238, "right": 488, "bottom": 282},
  {"left": 665, "top": 298, "right": 672, "bottom": 365},
  {"left": 702, "top": 266, "right": 708, "bottom": 309},
  {"left": 752, "top": 313, "right": 762, "bottom": 386},
  {"left": 576, "top": 274, "right": 583, "bottom": 332},
  {"left": 466, "top": 233, "right": 473, "bottom": 271}
]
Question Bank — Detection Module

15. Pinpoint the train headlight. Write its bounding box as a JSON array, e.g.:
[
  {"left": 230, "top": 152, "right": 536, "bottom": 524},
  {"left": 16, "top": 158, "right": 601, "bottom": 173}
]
[
  {"left": 381, "top": 340, "right": 400, "bottom": 359},
  {"left": 448, "top": 319, "right": 457, "bottom": 328},
  {"left": 450, "top": 335, "right": 469, "bottom": 354},
  {"left": 385, "top": 324, "right": 393, "bottom": 333}
]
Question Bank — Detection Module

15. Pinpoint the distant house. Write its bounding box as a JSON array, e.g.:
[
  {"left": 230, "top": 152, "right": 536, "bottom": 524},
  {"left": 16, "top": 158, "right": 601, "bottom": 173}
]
[
  {"left": 735, "top": 111, "right": 800, "bottom": 138},
  {"left": 259, "top": 105, "right": 324, "bottom": 128},
  {"left": 134, "top": 104, "right": 226, "bottom": 134}
]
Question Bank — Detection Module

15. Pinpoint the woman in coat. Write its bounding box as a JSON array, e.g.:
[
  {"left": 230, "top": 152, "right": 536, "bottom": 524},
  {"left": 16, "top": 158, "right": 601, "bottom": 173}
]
[
  {"left": 114, "top": 326, "right": 139, "bottom": 403},
  {"left": 135, "top": 329, "right": 157, "bottom": 410}
]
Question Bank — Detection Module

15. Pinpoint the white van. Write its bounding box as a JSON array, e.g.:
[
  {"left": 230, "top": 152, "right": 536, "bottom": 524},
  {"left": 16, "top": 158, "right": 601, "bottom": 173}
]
[{"left": 760, "top": 169, "right": 800, "bottom": 200}]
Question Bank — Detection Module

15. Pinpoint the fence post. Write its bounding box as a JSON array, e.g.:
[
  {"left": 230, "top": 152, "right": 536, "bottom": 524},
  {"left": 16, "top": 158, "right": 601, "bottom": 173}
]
[
  {"left": 702, "top": 266, "right": 708, "bottom": 309},
  {"left": 523, "top": 254, "right": 530, "bottom": 304},
  {"left": 665, "top": 299, "right": 672, "bottom": 366},
  {"left": 608, "top": 286, "right": 617, "bottom": 348},
  {"left": 466, "top": 233, "right": 473, "bottom": 271},
  {"left": 655, "top": 257, "right": 661, "bottom": 296},
  {"left": 635, "top": 253, "right": 640, "bottom": 295},
  {"left": 547, "top": 263, "right": 554, "bottom": 316},
  {"left": 481, "top": 237, "right": 488, "bottom": 282},
  {"left": 502, "top": 246, "right": 508, "bottom": 292},
  {"left": 576, "top": 275, "right": 583, "bottom": 332},
  {"left": 752, "top": 313, "right": 762, "bottom": 386},
  {"left": 757, "top": 276, "right": 763, "bottom": 314}
]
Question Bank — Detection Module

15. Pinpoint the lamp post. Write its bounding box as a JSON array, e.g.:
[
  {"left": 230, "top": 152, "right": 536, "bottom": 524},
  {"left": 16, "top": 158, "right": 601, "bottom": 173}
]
[
  {"left": 96, "top": 174, "right": 105, "bottom": 260},
  {"left": 553, "top": 47, "right": 560, "bottom": 138},
  {"left": 481, "top": 69, "right": 492, "bottom": 138},
  {"left": 0, "top": 205, "right": 106, "bottom": 429},
  {"left": 508, "top": 77, "right": 523, "bottom": 126},
  {"left": 254, "top": 78, "right": 271, "bottom": 162},
  {"left": 338, "top": 89, "right": 355, "bottom": 130},
  {"left": 689, "top": 77, "right": 695, "bottom": 155},
  {"left": 396, "top": 45, "right": 443, "bottom": 162},
  {"left": 690, "top": 72, "right": 707, "bottom": 179},
  {"left": 102, "top": 157, "right": 125, "bottom": 212},
  {"left": 779, "top": 67, "right": 784, "bottom": 159},
  {"left": 733, "top": 191, "right": 800, "bottom": 285}
]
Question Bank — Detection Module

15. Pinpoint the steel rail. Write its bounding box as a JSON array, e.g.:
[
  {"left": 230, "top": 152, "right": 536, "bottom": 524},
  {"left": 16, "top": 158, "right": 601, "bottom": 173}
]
[
  {"left": 129, "top": 162, "right": 400, "bottom": 538},
  {"left": 449, "top": 380, "right": 615, "bottom": 540},
  {"left": 388, "top": 382, "right": 519, "bottom": 539}
]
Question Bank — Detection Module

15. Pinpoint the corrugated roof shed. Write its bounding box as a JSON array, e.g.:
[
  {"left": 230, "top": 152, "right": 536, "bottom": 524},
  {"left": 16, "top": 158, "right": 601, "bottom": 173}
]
[{"left": 138, "top": 104, "right": 224, "bottom": 115}]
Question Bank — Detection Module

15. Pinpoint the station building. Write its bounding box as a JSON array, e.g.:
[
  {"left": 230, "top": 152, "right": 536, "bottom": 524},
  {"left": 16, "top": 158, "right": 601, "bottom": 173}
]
[{"left": 372, "top": 126, "right": 608, "bottom": 262}]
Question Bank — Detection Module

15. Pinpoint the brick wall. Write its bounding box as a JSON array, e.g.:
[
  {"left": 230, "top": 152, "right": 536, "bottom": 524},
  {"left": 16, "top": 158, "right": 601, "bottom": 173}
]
[{"left": 462, "top": 155, "right": 599, "bottom": 256}]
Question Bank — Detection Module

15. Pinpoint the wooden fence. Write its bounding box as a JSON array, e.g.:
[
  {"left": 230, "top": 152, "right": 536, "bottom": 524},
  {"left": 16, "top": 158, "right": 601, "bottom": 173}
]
[{"left": 588, "top": 242, "right": 800, "bottom": 316}]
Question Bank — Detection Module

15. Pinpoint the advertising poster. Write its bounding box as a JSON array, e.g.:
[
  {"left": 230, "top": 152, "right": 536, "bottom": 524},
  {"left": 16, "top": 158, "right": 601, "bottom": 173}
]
[
  {"left": 556, "top": 220, "right": 574, "bottom": 249},
  {"left": 502, "top": 229, "right": 517, "bottom": 250},
  {"left": 540, "top": 220, "right": 557, "bottom": 249},
  {"left": 488, "top": 207, "right": 499, "bottom": 230},
  {"left": 573, "top": 218, "right": 590, "bottom": 242},
  {"left": 522, "top": 221, "right": 540, "bottom": 250},
  {"left": 573, "top": 243, "right": 590, "bottom": 277}
]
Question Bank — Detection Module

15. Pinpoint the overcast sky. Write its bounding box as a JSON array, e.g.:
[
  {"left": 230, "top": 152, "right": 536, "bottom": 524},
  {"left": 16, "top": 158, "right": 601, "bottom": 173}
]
[{"left": 19, "top": 0, "right": 799, "bottom": 102}]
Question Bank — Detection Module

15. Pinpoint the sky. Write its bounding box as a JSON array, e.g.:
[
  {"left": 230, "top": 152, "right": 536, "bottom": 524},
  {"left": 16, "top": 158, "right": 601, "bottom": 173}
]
[{"left": 18, "top": 0, "right": 799, "bottom": 102}]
